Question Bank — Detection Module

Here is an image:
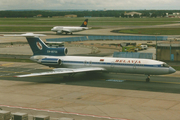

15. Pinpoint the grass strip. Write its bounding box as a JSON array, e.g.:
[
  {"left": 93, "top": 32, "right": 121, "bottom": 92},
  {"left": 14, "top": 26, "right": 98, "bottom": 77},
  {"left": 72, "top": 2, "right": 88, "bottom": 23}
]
[
  {"left": 116, "top": 28, "right": 180, "bottom": 35},
  {"left": 0, "top": 26, "right": 52, "bottom": 32},
  {"left": 0, "top": 58, "right": 33, "bottom": 63}
]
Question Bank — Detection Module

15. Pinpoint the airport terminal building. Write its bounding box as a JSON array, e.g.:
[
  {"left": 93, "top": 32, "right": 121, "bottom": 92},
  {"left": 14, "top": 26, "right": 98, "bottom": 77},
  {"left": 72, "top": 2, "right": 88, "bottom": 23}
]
[{"left": 157, "top": 42, "right": 180, "bottom": 61}]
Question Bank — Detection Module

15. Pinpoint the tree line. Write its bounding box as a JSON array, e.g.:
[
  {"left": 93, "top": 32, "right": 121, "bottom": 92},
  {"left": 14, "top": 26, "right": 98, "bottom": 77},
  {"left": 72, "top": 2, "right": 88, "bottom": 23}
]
[{"left": 0, "top": 10, "right": 180, "bottom": 18}]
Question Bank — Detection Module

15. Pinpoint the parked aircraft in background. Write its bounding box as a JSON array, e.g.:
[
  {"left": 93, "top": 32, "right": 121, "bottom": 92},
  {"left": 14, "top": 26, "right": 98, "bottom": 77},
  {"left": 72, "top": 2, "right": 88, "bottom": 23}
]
[
  {"left": 51, "top": 19, "right": 88, "bottom": 35},
  {"left": 4, "top": 33, "right": 176, "bottom": 82}
]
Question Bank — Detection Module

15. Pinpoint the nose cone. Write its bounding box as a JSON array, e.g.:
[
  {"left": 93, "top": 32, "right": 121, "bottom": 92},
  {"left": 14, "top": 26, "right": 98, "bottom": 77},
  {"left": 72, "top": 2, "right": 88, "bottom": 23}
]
[
  {"left": 51, "top": 27, "right": 57, "bottom": 31},
  {"left": 169, "top": 67, "right": 176, "bottom": 74}
]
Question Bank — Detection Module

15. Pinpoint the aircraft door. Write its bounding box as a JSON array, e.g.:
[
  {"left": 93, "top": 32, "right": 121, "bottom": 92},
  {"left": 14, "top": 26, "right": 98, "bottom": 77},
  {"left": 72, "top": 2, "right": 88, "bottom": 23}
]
[{"left": 84, "top": 61, "right": 92, "bottom": 66}]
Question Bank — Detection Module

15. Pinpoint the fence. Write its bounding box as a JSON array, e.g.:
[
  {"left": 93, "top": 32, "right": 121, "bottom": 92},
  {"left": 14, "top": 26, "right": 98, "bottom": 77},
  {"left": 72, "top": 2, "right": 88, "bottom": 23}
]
[
  {"left": 46, "top": 36, "right": 168, "bottom": 42},
  {"left": 113, "top": 52, "right": 153, "bottom": 59}
]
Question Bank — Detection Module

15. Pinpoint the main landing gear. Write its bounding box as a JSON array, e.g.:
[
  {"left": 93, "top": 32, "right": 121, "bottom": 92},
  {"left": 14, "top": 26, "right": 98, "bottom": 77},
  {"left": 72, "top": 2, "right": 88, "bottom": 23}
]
[{"left": 146, "top": 75, "right": 150, "bottom": 82}]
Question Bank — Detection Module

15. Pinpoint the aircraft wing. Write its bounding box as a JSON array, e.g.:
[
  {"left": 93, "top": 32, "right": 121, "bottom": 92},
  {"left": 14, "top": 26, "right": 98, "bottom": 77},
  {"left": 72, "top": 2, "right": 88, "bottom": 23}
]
[
  {"left": 15, "top": 67, "right": 106, "bottom": 77},
  {"left": 62, "top": 29, "right": 72, "bottom": 33}
]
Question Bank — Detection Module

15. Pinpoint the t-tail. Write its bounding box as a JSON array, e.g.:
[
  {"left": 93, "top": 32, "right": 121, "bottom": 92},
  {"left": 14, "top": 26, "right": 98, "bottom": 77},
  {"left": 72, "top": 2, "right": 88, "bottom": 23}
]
[
  {"left": 4, "top": 33, "right": 68, "bottom": 56},
  {"left": 80, "top": 19, "right": 88, "bottom": 27}
]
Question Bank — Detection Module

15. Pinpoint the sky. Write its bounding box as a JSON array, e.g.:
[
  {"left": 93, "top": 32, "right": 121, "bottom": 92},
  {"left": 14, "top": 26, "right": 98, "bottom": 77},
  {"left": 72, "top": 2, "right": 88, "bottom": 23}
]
[{"left": 0, "top": 0, "right": 180, "bottom": 10}]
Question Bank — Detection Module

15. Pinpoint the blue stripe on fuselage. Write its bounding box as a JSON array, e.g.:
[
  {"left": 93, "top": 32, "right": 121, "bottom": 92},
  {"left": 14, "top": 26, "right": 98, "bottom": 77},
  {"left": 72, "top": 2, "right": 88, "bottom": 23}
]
[{"left": 61, "top": 60, "right": 162, "bottom": 67}]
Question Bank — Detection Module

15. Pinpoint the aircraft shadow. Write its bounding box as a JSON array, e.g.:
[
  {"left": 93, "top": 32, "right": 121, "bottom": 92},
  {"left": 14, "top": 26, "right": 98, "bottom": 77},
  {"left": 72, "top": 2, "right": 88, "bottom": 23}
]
[{"left": 1, "top": 72, "right": 180, "bottom": 94}]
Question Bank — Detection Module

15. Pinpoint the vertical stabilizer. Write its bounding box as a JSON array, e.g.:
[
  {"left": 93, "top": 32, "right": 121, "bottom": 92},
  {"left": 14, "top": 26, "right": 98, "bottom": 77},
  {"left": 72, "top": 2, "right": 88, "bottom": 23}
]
[
  {"left": 26, "top": 37, "right": 49, "bottom": 55},
  {"left": 80, "top": 19, "right": 88, "bottom": 27}
]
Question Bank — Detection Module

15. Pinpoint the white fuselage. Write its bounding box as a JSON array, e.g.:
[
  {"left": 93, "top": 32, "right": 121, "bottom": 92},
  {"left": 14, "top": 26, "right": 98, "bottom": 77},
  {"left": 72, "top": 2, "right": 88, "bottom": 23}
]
[
  {"left": 31, "top": 55, "right": 175, "bottom": 75},
  {"left": 51, "top": 26, "right": 88, "bottom": 34}
]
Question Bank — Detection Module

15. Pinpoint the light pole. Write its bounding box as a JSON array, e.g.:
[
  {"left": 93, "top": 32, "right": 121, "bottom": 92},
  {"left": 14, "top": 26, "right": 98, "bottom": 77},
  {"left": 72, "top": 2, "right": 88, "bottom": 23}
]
[
  {"left": 155, "top": 33, "right": 160, "bottom": 60},
  {"left": 170, "top": 39, "right": 172, "bottom": 61},
  {"left": 156, "top": 36, "right": 157, "bottom": 60}
]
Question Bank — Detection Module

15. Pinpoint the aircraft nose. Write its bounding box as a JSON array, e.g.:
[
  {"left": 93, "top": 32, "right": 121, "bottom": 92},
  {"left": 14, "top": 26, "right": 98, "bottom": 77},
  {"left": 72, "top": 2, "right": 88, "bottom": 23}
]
[
  {"left": 169, "top": 67, "right": 176, "bottom": 74},
  {"left": 51, "top": 27, "right": 56, "bottom": 31}
]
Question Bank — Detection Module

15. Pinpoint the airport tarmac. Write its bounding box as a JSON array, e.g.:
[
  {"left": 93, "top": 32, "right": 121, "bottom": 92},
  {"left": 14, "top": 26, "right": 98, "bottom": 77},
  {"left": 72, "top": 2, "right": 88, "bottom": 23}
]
[
  {"left": 0, "top": 23, "right": 180, "bottom": 120},
  {"left": 0, "top": 62, "right": 180, "bottom": 120}
]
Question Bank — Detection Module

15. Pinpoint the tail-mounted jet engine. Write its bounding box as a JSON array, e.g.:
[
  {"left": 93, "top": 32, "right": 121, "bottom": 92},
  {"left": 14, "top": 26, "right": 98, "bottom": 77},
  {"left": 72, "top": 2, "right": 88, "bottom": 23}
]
[
  {"left": 38, "top": 58, "right": 62, "bottom": 67},
  {"left": 45, "top": 47, "right": 68, "bottom": 56}
]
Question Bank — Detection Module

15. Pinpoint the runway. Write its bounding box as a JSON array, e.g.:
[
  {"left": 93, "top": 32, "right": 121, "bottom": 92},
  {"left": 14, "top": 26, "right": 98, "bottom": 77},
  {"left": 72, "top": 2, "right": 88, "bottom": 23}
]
[{"left": 0, "top": 62, "right": 180, "bottom": 120}]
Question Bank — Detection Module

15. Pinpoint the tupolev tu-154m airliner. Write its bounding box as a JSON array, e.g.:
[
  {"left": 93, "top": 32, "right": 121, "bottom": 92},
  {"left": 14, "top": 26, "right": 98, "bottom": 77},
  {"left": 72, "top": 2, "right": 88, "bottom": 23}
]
[
  {"left": 51, "top": 19, "right": 88, "bottom": 35},
  {"left": 4, "top": 33, "right": 176, "bottom": 82}
]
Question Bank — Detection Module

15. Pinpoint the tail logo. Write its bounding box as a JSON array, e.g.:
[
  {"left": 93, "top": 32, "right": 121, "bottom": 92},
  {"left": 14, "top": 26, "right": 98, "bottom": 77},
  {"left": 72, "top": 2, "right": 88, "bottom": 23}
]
[
  {"left": 84, "top": 21, "right": 87, "bottom": 25},
  {"left": 36, "top": 42, "right": 43, "bottom": 50}
]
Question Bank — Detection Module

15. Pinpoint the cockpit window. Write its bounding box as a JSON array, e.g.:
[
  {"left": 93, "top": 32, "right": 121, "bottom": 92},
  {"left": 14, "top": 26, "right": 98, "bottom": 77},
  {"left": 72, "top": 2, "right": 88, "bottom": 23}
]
[{"left": 162, "top": 63, "right": 169, "bottom": 67}]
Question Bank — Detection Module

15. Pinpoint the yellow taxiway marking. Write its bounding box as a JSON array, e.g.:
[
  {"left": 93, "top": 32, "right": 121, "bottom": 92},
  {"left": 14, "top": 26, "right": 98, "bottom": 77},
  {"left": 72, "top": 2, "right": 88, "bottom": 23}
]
[
  {"left": 0, "top": 71, "right": 30, "bottom": 74},
  {"left": 0, "top": 63, "right": 14, "bottom": 66},
  {"left": 151, "top": 81, "right": 180, "bottom": 85},
  {"left": 0, "top": 76, "right": 12, "bottom": 77},
  {"left": 109, "top": 78, "right": 180, "bottom": 85}
]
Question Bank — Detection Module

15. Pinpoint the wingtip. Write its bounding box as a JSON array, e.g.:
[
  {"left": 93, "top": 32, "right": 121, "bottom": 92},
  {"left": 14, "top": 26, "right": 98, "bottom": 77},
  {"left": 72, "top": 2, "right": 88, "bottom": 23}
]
[{"left": 13, "top": 75, "right": 22, "bottom": 78}]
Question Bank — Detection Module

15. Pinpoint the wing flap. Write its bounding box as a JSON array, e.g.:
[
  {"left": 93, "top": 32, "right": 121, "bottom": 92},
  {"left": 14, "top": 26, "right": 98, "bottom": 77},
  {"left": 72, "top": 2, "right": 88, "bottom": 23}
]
[{"left": 15, "top": 67, "right": 105, "bottom": 77}]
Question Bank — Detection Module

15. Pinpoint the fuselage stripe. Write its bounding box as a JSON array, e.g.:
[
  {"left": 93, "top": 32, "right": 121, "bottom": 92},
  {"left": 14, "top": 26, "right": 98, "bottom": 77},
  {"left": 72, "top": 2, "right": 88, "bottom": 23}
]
[{"left": 62, "top": 61, "right": 163, "bottom": 68}]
